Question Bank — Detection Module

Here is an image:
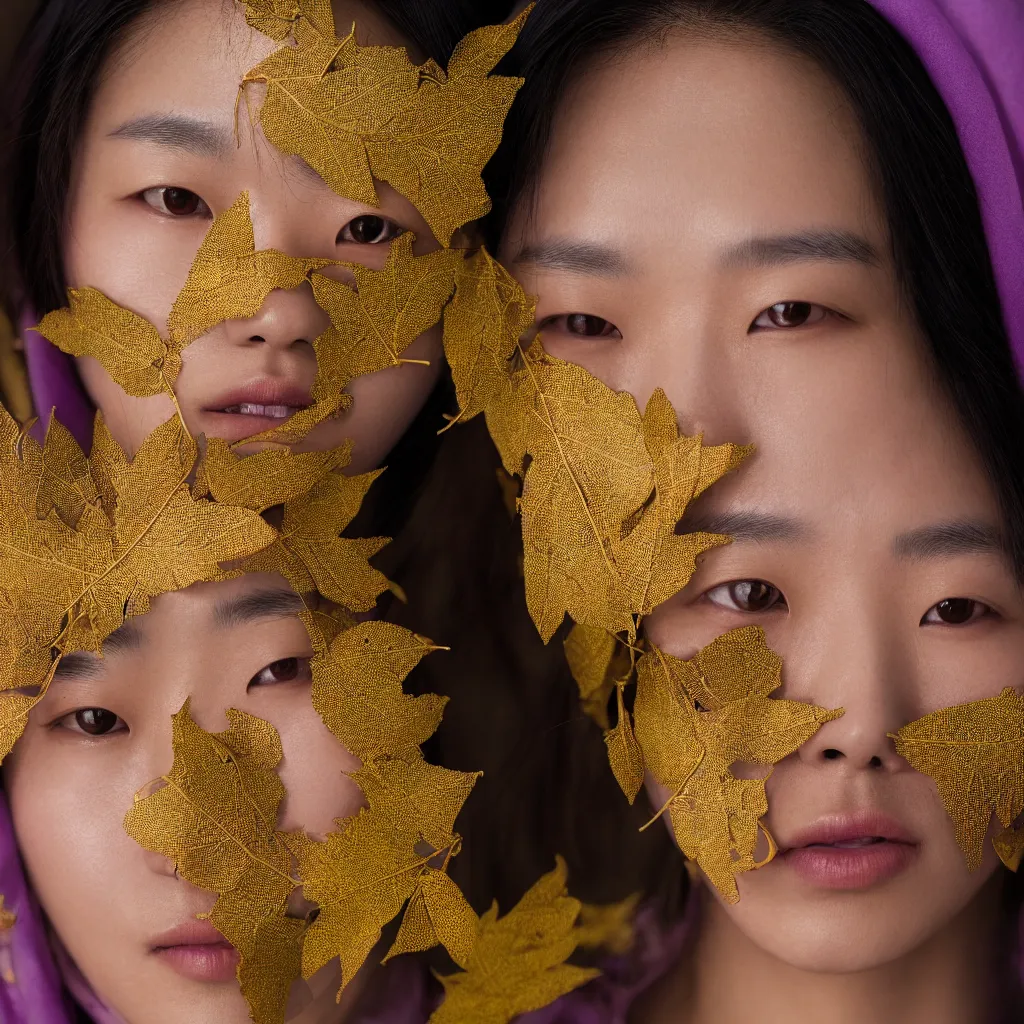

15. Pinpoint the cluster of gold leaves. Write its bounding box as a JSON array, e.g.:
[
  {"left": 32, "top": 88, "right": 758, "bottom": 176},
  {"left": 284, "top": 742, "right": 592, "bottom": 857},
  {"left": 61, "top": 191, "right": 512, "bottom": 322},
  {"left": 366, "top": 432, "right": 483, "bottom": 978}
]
[
  {"left": 36, "top": 193, "right": 459, "bottom": 449},
  {"left": 443, "top": 250, "right": 842, "bottom": 900},
  {"left": 889, "top": 689, "right": 1024, "bottom": 873},
  {"left": 632, "top": 628, "right": 841, "bottom": 902},
  {"left": 0, "top": 409, "right": 273, "bottom": 760},
  {"left": 239, "top": 0, "right": 530, "bottom": 244}
]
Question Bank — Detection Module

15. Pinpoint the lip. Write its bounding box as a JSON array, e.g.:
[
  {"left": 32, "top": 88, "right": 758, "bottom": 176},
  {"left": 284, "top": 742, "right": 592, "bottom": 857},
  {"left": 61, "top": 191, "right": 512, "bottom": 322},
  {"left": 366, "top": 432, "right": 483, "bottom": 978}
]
[
  {"left": 199, "top": 378, "right": 312, "bottom": 442},
  {"left": 150, "top": 920, "right": 239, "bottom": 983},
  {"left": 780, "top": 812, "right": 919, "bottom": 890}
]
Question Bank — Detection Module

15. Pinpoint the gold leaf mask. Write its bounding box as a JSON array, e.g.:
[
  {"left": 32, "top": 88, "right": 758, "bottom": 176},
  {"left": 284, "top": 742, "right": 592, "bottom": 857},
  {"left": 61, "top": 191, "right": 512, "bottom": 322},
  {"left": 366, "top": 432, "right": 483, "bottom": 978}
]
[
  {"left": 889, "top": 688, "right": 1024, "bottom": 871},
  {"left": 240, "top": 7, "right": 530, "bottom": 242},
  {"left": 125, "top": 702, "right": 303, "bottom": 1024},
  {"left": 633, "top": 627, "right": 842, "bottom": 902}
]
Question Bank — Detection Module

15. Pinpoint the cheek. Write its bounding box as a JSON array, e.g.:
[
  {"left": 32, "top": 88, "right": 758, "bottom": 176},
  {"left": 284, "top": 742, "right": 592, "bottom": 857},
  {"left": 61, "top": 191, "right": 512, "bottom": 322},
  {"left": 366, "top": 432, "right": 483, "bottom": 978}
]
[
  {"left": 75, "top": 357, "right": 175, "bottom": 456},
  {"left": 4, "top": 743, "right": 143, "bottom": 954},
  {"left": 273, "top": 705, "right": 364, "bottom": 837},
  {"left": 299, "top": 325, "right": 443, "bottom": 470}
]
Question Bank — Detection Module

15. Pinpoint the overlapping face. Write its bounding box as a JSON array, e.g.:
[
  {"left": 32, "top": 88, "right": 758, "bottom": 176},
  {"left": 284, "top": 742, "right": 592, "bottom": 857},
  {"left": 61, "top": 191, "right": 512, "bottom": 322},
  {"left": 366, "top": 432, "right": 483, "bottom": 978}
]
[
  {"left": 498, "top": 33, "right": 1024, "bottom": 969},
  {"left": 65, "top": 0, "right": 445, "bottom": 469},
  {"left": 4, "top": 574, "right": 365, "bottom": 1024}
]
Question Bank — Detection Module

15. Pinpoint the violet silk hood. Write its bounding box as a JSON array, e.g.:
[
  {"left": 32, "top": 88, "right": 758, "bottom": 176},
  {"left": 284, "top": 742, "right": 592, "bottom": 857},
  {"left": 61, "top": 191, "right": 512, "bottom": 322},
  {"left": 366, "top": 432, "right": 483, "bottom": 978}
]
[{"left": 4, "top": 0, "right": 1024, "bottom": 1020}]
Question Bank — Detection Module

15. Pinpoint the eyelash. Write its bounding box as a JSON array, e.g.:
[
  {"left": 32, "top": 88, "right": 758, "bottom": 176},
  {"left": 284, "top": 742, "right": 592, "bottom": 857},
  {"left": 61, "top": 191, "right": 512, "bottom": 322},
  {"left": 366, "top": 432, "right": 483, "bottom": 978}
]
[
  {"left": 336, "top": 214, "right": 404, "bottom": 245},
  {"left": 139, "top": 186, "right": 212, "bottom": 219},
  {"left": 247, "top": 656, "right": 312, "bottom": 688},
  {"left": 537, "top": 313, "right": 622, "bottom": 339}
]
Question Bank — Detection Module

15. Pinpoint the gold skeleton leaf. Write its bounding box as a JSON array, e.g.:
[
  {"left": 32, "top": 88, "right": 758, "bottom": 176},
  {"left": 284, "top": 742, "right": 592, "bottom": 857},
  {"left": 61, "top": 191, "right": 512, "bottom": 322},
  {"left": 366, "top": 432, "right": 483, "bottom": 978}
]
[
  {"left": 0, "top": 412, "right": 274, "bottom": 760},
  {"left": 309, "top": 619, "right": 447, "bottom": 760},
  {"left": 632, "top": 627, "right": 842, "bottom": 903},
  {"left": 240, "top": 0, "right": 334, "bottom": 41},
  {"left": 241, "top": 9, "right": 529, "bottom": 242},
  {"left": 889, "top": 688, "right": 1024, "bottom": 872},
  {"left": 493, "top": 341, "right": 744, "bottom": 642},
  {"left": 563, "top": 622, "right": 630, "bottom": 731},
  {"left": 242, "top": 463, "right": 390, "bottom": 611},
  {"left": 167, "top": 191, "right": 331, "bottom": 351},
  {"left": 443, "top": 247, "right": 534, "bottom": 423},
  {"left": 429, "top": 857, "right": 599, "bottom": 1024},
  {"left": 36, "top": 193, "right": 329, "bottom": 400},
  {"left": 295, "top": 767, "right": 476, "bottom": 1000},
  {"left": 124, "top": 703, "right": 302, "bottom": 1024},
  {"left": 310, "top": 233, "right": 462, "bottom": 379}
]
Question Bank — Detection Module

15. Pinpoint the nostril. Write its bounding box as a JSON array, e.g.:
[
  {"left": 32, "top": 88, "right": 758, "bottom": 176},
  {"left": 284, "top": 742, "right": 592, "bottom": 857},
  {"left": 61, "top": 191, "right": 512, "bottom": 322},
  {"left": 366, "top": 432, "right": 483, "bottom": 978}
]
[
  {"left": 249, "top": 335, "right": 266, "bottom": 343},
  {"left": 868, "top": 755, "right": 883, "bottom": 768},
  {"left": 822, "top": 748, "right": 843, "bottom": 760}
]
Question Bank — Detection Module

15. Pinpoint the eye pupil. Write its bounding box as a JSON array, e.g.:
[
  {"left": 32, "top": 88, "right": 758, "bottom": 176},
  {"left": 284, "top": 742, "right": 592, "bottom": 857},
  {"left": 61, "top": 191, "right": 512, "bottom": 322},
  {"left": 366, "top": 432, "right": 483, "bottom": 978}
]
[
  {"left": 567, "top": 313, "right": 610, "bottom": 336},
  {"left": 162, "top": 188, "right": 200, "bottom": 216},
  {"left": 936, "top": 598, "right": 974, "bottom": 624},
  {"left": 76, "top": 708, "right": 119, "bottom": 736},
  {"left": 731, "top": 580, "right": 777, "bottom": 611},
  {"left": 347, "top": 216, "right": 387, "bottom": 244},
  {"left": 269, "top": 658, "right": 298, "bottom": 681},
  {"left": 767, "top": 301, "right": 812, "bottom": 328}
]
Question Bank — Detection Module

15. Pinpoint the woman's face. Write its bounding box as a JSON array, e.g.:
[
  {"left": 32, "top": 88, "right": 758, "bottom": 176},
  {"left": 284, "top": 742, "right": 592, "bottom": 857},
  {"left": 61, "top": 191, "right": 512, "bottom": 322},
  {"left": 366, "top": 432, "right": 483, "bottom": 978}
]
[
  {"left": 501, "top": 34, "right": 1024, "bottom": 971},
  {"left": 66, "top": 0, "right": 445, "bottom": 469},
  {"left": 3, "top": 574, "right": 364, "bottom": 1023}
]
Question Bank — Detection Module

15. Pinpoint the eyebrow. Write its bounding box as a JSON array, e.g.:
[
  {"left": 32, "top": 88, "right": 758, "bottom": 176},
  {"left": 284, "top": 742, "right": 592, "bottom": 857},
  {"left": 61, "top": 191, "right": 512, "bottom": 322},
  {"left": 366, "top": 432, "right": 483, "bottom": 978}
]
[
  {"left": 721, "top": 230, "right": 881, "bottom": 269},
  {"left": 892, "top": 520, "right": 1005, "bottom": 561},
  {"left": 677, "top": 507, "right": 808, "bottom": 544},
  {"left": 213, "top": 587, "right": 306, "bottom": 629},
  {"left": 512, "top": 239, "right": 629, "bottom": 276},
  {"left": 108, "top": 114, "right": 232, "bottom": 158},
  {"left": 53, "top": 621, "right": 143, "bottom": 681}
]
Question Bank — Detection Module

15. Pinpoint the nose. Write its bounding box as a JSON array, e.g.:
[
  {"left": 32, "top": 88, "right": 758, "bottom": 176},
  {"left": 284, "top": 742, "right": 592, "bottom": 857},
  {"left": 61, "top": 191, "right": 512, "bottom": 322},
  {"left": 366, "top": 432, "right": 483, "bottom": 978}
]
[
  {"left": 786, "top": 600, "right": 915, "bottom": 775},
  {"left": 222, "top": 284, "right": 330, "bottom": 351}
]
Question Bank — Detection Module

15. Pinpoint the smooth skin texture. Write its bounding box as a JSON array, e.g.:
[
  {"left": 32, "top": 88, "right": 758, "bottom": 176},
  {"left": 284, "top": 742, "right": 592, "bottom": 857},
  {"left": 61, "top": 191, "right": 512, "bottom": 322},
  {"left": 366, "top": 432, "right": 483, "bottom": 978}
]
[
  {"left": 66, "top": 0, "right": 451, "bottom": 468},
  {"left": 501, "top": 33, "right": 1024, "bottom": 1024},
  {"left": 3, "top": 574, "right": 369, "bottom": 1024}
]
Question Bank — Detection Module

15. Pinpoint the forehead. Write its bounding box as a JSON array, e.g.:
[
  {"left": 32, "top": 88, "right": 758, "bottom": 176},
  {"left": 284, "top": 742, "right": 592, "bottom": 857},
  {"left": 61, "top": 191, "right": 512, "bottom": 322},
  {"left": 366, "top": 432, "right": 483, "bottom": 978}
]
[
  {"left": 94, "top": 0, "right": 406, "bottom": 125},
  {"left": 517, "top": 32, "right": 881, "bottom": 262}
]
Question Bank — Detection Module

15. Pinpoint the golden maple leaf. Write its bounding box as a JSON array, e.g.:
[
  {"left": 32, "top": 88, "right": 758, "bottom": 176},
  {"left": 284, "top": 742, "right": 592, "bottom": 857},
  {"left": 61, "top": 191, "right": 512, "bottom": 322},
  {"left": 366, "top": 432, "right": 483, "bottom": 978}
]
[
  {"left": 490, "top": 342, "right": 743, "bottom": 642},
  {"left": 295, "top": 767, "right": 472, "bottom": 998},
  {"left": 241, "top": 11, "right": 529, "bottom": 242},
  {"left": 632, "top": 627, "right": 842, "bottom": 902},
  {"left": 167, "top": 191, "right": 332, "bottom": 352},
  {"left": 563, "top": 622, "right": 631, "bottom": 731},
  {"left": 310, "top": 233, "right": 462, "bottom": 378},
  {"left": 309, "top": 620, "right": 446, "bottom": 760},
  {"left": 34, "top": 287, "right": 170, "bottom": 397},
  {"left": 573, "top": 893, "right": 640, "bottom": 956},
  {"left": 124, "top": 702, "right": 303, "bottom": 1024},
  {"left": 889, "top": 688, "right": 1024, "bottom": 871},
  {"left": 201, "top": 437, "right": 352, "bottom": 511},
  {"left": 429, "top": 856, "right": 598, "bottom": 1024},
  {"left": 443, "top": 247, "right": 534, "bottom": 424},
  {"left": 242, "top": 466, "right": 390, "bottom": 611}
]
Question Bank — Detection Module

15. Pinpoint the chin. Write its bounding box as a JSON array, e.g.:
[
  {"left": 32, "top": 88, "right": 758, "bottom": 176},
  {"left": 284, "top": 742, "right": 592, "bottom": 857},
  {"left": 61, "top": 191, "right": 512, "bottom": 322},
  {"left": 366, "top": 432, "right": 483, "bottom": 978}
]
[{"left": 727, "top": 897, "right": 945, "bottom": 974}]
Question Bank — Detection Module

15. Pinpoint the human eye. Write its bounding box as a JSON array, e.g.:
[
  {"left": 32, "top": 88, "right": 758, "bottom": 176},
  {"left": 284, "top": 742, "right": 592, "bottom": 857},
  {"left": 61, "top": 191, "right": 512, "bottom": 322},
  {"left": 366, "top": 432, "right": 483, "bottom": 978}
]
[
  {"left": 336, "top": 214, "right": 404, "bottom": 245},
  {"left": 54, "top": 707, "right": 127, "bottom": 737},
  {"left": 247, "top": 656, "right": 312, "bottom": 688},
  {"left": 538, "top": 313, "right": 622, "bottom": 339},
  {"left": 139, "top": 186, "right": 212, "bottom": 218},
  {"left": 920, "top": 597, "right": 993, "bottom": 626},
  {"left": 705, "top": 579, "right": 787, "bottom": 613},
  {"left": 749, "top": 301, "right": 839, "bottom": 331}
]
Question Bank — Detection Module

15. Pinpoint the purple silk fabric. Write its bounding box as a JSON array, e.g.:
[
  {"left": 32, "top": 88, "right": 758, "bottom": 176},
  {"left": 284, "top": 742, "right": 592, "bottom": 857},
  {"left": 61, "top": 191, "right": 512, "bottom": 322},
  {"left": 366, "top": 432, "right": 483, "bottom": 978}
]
[{"left": 4, "top": 0, "right": 1023, "bottom": 1020}]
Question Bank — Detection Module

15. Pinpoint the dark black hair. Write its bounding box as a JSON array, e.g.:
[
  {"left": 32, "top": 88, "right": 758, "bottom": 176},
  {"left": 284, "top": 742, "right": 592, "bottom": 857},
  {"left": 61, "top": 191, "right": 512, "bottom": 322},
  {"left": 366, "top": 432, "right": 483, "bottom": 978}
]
[
  {"left": 486, "top": 0, "right": 1024, "bottom": 581},
  {"left": 0, "top": 0, "right": 511, "bottom": 319}
]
